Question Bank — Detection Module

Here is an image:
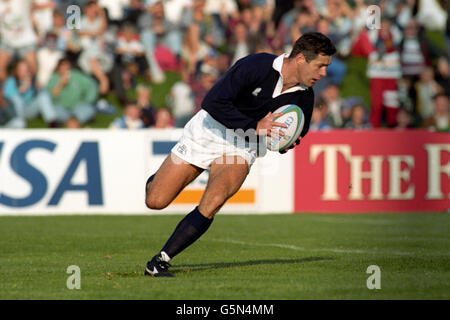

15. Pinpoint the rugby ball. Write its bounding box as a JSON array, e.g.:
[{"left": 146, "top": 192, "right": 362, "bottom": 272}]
[{"left": 265, "top": 104, "right": 304, "bottom": 151}]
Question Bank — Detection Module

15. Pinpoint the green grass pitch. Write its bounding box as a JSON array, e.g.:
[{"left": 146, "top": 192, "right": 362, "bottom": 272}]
[{"left": 0, "top": 213, "right": 448, "bottom": 299}]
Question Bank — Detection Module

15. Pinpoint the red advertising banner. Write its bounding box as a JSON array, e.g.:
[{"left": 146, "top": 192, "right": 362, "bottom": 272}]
[{"left": 294, "top": 130, "right": 449, "bottom": 213}]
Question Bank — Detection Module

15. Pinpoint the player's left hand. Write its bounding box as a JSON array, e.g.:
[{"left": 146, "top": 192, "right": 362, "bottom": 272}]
[{"left": 279, "top": 138, "right": 301, "bottom": 154}]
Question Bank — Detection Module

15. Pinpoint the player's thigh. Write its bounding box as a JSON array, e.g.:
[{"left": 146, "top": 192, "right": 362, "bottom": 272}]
[
  {"left": 146, "top": 153, "right": 204, "bottom": 209},
  {"left": 199, "top": 155, "right": 249, "bottom": 218}
]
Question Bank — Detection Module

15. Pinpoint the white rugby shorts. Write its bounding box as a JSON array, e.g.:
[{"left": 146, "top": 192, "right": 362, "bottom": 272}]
[{"left": 171, "top": 110, "right": 266, "bottom": 169}]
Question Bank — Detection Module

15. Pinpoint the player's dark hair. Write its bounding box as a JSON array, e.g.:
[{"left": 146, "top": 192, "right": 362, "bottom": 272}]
[{"left": 289, "top": 32, "right": 336, "bottom": 62}]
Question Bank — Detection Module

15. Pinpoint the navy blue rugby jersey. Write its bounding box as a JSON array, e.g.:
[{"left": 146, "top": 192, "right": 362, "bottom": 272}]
[{"left": 201, "top": 53, "right": 315, "bottom": 137}]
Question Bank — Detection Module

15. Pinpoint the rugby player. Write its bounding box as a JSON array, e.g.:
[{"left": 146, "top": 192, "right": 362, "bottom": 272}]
[{"left": 144, "top": 32, "right": 336, "bottom": 277}]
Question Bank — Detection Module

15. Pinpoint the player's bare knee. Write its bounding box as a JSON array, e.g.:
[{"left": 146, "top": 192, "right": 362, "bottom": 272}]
[
  {"left": 145, "top": 194, "right": 169, "bottom": 210},
  {"left": 200, "top": 194, "right": 226, "bottom": 217}
]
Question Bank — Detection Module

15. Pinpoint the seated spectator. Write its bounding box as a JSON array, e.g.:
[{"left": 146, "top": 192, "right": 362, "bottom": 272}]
[
  {"left": 315, "top": 16, "right": 342, "bottom": 48},
  {"left": 309, "top": 99, "right": 333, "bottom": 131},
  {"left": 50, "top": 10, "right": 81, "bottom": 63},
  {"left": 395, "top": 107, "right": 415, "bottom": 130},
  {"left": 416, "top": 66, "right": 443, "bottom": 121},
  {"left": 99, "top": 0, "right": 130, "bottom": 26},
  {"left": 340, "top": 100, "right": 354, "bottom": 127},
  {"left": 0, "top": 82, "right": 22, "bottom": 128},
  {"left": 139, "top": 0, "right": 181, "bottom": 81},
  {"left": 154, "top": 44, "right": 179, "bottom": 72},
  {"left": 365, "top": 18, "right": 402, "bottom": 128},
  {"left": 284, "top": 10, "right": 316, "bottom": 52},
  {"left": 3, "top": 60, "right": 57, "bottom": 128},
  {"left": 204, "top": 0, "right": 239, "bottom": 26},
  {"left": 397, "top": 77, "right": 415, "bottom": 114},
  {"left": 435, "top": 57, "right": 450, "bottom": 97},
  {"left": 112, "top": 63, "right": 137, "bottom": 105},
  {"left": 47, "top": 58, "right": 98, "bottom": 125},
  {"left": 199, "top": 48, "right": 220, "bottom": 77},
  {"left": 276, "top": 0, "right": 306, "bottom": 40},
  {"left": 31, "top": 0, "right": 56, "bottom": 41},
  {"left": 180, "top": 0, "right": 225, "bottom": 50},
  {"left": 123, "top": 0, "right": 146, "bottom": 26},
  {"left": 167, "top": 68, "right": 196, "bottom": 128},
  {"left": 190, "top": 64, "right": 219, "bottom": 113},
  {"left": 312, "top": 17, "right": 347, "bottom": 95},
  {"left": 446, "top": 3, "right": 450, "bottom": 61},
  {"left": 139, "top": 0, "right": 183, "bottom": 56},
  {"left": 399, "top": 18, "right": 446, "bottom": 109},
  {"left": 275, "top": 0, "right": 317, "bottom": 51},
  {"left": 153, "top": 107, "right": 174, "bottom": 128},
  {"left": 245, "top": 4, "right": 272, "bottom": 53},
  {"left": 392, "top": 0, "right": 415, "bottom": 29},
  {"left": 326, "top": 0, "right": 355, "bottom": 56},
  {"left": 112, "top": 23, "right": 149, "bottom": 103},
  {"left": 65, "top": 116, "right": 81, "bottom": 129},
  {"left": 115, "top": 23, "right": 147, "bottom": 70},
  {"left": 416, "top": 0, "right": 448, "bottom": 32},
  {"left": 320, "top": 83, "right": 345, "bottom": 127},
  {"left": 399, "top": 19, "right": 432, "bottom": 79},
  {"left": 36, "top": 33, "right": 64, "bottom": 89},
  {"left": 422, "top": 93, "right": 449, "bottom": 131},
  {"left": 110, "top": 102, "right": 145, "bottom": 129},
  {"left": 228, "top": 21, "right": 252, "bottom": 65},
  {"left": 0, "top": 0, "right": 38, "bottom": 81},
  {"left": 77, "top": 1, "right": 113, "bottom": 95},
  {"left": 179, "top": 0, "right": 223, "bottom": 74},
  {"left": 136, "top": 84, "right": 157, "bottom": 127},
  {"left": 345, "top": 104, "right": 372, "bottom": 130}
]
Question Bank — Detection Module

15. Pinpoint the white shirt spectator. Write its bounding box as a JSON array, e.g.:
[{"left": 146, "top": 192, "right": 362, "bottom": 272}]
[
  {"left": 116, "top": 33, "right": 145, "bottom": 55},
  {"left": 416, "top": 0, "right": 448, "bottom": 31},
  {"left": 163, "top": 0, "right": 192, "bottom": 25},
  {"left": 204, "top": 0, "right": 237, "bottom": 16},
  {"left": 80, "top": 15, "right": 104, "bottom": 50},
  {"left": 367, "top": 51, "right": 402, "bottom": 79},
  {"left": 36, "top": 47, "right": 63, "bottom": 87},
  {"left": 169, "top": 81, "right": 195, "bottom": 118},
  {"left": 32, "top": 0, "right": 55, "bottom": 38},
  {"left": 0, "top": 0, "right": 37, "bottom": 48},
  {"left": 99, "top": 0, "right": 130, "bottom": 21}
]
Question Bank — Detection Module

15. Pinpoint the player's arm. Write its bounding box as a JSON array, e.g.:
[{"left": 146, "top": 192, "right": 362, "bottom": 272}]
[{"left": 202, "top": 55, "right": 269, "bottom": 132}]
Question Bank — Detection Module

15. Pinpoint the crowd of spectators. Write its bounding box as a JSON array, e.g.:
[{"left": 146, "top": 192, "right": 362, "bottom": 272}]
[{"left": 0, "top": 0, "right": 448, "bottom": 131}]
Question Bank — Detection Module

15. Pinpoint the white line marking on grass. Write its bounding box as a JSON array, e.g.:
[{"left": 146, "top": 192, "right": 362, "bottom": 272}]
[
  {"left": 304, "top": 217, "right": 399, "bottom": 225},
  {"left": 211, "top": 239, "right": 417, "bottom": 256}
]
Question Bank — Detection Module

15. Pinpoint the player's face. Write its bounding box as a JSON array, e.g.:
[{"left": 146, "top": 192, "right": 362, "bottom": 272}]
[{"left": 296, "top": 54, "right": 332, "bottom": 87}]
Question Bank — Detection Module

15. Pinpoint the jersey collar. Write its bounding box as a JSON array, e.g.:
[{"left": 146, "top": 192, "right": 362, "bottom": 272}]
[{"left": 272, "top": 53, "right": 307, "bottom": 98}]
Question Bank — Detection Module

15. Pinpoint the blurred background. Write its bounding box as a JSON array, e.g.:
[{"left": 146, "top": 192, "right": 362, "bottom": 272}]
[{"left": 0, "top": 0, "right": 448, "bottom": 132}]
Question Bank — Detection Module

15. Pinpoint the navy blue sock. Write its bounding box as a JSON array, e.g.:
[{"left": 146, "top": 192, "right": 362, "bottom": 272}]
[
  {"left": 161, "top": 207, "right": 213, "bottom": 259},
  {"left": 146, "top": 174, "right": 155, "bottom": 186}
]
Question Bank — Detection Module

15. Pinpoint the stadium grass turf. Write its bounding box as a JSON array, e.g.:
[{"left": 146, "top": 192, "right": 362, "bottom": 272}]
[{"left": 0, "top": 213, "right": 448, "bottom": 300}]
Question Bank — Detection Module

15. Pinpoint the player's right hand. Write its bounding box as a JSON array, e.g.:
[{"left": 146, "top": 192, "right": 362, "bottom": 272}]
[
  {"left": 279, "top": 138, "right": 301, "bottom": 154},
  {"left": 256, "top": 112, "right": 287, "bottom": 137}
]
